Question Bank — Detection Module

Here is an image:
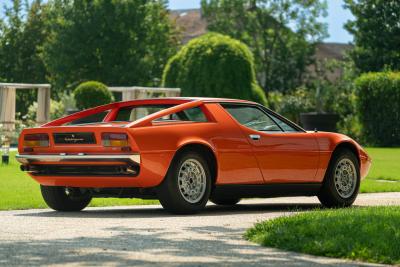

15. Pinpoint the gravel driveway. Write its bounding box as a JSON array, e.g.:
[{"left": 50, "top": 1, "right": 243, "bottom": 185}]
[{"left": 1, "top": 192, "right": 399, "bottom": 267}]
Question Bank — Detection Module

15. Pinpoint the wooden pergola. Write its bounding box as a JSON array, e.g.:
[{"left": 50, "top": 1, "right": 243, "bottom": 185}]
[
  {"left": 0, "top": 83, "right": 181, "bottom": 133},
  {"left": 108, "top": 86, "right": 181, "bottom": 120},
  {"left": 0, "top": 84, "right": 180, "bottom": 135},
  {"left": 0, "top": 83, "right": 51, "bottom": 133},
  {"left": 108, "top": 86, "right": 181, "bottom": 101}
]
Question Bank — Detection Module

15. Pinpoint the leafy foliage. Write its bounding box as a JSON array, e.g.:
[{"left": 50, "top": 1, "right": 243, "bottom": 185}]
[
  {"left": 73, "top": 81, "right": 114, "bottom": 110},
  {"left": 0, "top": 0, "right": 50, "bottom": 117},
  {"left": 308, "top": 59, "right": 363, "bottom": 140},
  {"left": 267, "top": 88, "right": 313, "bottom": 124},
  {"left": 162, "top": 33, "right": 267, "bottom": 104},
  {"left": 355, "top": 72, "right": 400, "bottom": 146},
  {"left": 344, "top": 0, "right": 400, "bottom": 73},
  {"left": 201, "top": 0, "right": 328, "bottom": 92},
  {"left": 42, "top": 0, "right": 178, "bottom": 93}
]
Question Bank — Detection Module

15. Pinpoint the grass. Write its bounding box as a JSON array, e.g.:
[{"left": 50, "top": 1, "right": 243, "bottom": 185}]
[
  {"left": 0, "top": 147, "right": 399, "bottom": 210},
  {"left": 245, "top": 206, "right": 400, "bottom": 265},
  {"left": 360, "top": 147, "right": 400, "bottom": 193},
  {"left": 0, "top": 151, "right": 158, "bottom": 210}
]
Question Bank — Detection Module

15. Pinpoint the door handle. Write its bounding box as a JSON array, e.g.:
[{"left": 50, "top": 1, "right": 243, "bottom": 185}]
[{"left": 249, "top": 134, "right": 261, "bottom": 140}]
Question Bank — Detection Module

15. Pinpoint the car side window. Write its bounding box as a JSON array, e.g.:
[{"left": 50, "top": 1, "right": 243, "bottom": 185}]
[
  {"left": 267, "top": 113, "right": 299, "bottom": 132},
  {"left": 170, "top": 107, "right": 208, "bottom": 122},
  {"left": 222, "top": 104, "right": 282, "bottom": 132}
]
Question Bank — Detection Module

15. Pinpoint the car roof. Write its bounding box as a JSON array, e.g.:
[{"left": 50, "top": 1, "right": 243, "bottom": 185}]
[{"left": 115, "top": 97, "right": 258, "bottom": 107}]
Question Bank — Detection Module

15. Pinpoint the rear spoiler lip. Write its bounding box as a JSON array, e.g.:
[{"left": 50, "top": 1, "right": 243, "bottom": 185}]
[{"left": 41, "top": 103, "right": 118, "bottom": 127}]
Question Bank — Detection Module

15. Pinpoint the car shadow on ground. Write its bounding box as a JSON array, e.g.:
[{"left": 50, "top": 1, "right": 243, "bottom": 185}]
[{"left": 16, "top": 202, "right": 322, "bottom": 219}]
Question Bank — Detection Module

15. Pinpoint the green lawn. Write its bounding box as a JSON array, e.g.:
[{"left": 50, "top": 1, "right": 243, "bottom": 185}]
[
  {"left": 245, "top": 206, "right": 400, "bottom": 265},
  {"left": 0, "top": 148, "right": 399, "bottom": 210},
  {"left": 360, "top": 148, "right": 400, "bottom": 193}
]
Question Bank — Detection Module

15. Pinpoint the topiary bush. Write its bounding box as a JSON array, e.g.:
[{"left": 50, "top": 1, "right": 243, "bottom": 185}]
[
  {"left": 355, "top": 72, "right": 400, "bottom": 146},
  {"left": 73, "top": 81, "right": 114, "bottom": 110},
  {"left": 162, "top": 33, "right": 267, "bottom": 104}
]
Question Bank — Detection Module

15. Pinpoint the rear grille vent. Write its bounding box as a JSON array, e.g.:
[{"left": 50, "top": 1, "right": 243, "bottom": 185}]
[
  {"left": 53, "top": 132, "right": 96, "bottom": 144},
  {"left": 30, "top": 165, "right": 139, "bottom": 177}
]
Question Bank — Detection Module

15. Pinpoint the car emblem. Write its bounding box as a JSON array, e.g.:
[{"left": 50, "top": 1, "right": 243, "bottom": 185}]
[{"left": 64, "top": 134, "right": 84, "bottom": 143}]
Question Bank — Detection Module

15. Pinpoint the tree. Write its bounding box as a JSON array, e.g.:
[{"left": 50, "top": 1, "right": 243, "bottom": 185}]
[
  {"left": 0, "top": 0, "right": 50, "bottom": 117},
  {"left": 344, "top": 0, "right": 400, "bottom": 73},
  {"left": 43, "top": 0, "right": 178, "bottom": 93},
  {"left": 162, "top": 33, "right": 267, "bottom": 104},
  {"left": 0, "top": 0, "right": 24, "bottom": 84},
  {"left": 201, "top": 0, "right": 328, "bottom": 92}
]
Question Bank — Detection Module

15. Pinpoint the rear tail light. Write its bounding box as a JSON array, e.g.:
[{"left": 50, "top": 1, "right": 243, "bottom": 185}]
[
  {"left": 102, "top": 133, "right": 129, "bottom": 147},
  {"left": 24, "top": 134, "right": 49, "bottom": 147}
]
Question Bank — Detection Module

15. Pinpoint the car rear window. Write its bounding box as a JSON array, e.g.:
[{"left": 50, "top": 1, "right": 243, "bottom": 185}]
[
  {"left": 114, "top": 105, "right": 208, "bottom": 122},
  {"left": 68, "top": 111, "right": 109, "bottom": 125},
  {"left": 115, "top": 105, "right": 173, "bottom": 121}
]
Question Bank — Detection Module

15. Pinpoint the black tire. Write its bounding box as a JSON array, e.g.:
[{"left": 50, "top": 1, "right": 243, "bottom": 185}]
[
  {"left": 318, "top": 148, "right": 360, "bottom": 208},
  {"left": 157, "top": 151, "right": 212, "bottom": 214},
  {"left": 210, "top": 196, "right": 240, "bottom": 206},
  {"left": 40, "top": 185, "right": 92, "bottom": 212}
]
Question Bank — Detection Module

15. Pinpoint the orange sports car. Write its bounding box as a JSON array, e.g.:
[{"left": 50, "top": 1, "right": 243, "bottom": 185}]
[{"left": 16, "top": 97, "right": 371, "bottom": 214}]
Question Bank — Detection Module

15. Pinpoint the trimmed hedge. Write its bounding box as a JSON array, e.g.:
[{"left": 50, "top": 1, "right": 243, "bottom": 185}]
[
  {"left": 74, "top": 81, "right": 114, "bottom": 110},
  {"left": 356, "top": 72, "right": 400, "bottom": 146},
  {"left": 162, "top": 33, "right": 267, "bottom": 104}
]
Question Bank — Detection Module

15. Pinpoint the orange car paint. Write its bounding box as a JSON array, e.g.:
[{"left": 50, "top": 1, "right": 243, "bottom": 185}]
[{"left": 18, "top": 98, "right": 371, "bottom": 188}]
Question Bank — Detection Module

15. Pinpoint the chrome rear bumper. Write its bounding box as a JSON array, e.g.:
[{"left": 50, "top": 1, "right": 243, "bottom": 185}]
[{"left": 16, "top": 154, "right": 140, "bottom": 165}]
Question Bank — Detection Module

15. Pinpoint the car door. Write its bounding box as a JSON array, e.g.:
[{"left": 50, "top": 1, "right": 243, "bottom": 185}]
[
  {"left": 221, "top": 104, "right": 320, "bottom": 183},
  {"left": 203, "top": 103, "right": 265, "bottom": 185}
]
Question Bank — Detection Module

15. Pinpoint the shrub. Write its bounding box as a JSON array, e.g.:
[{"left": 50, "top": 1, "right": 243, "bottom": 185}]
[
  {"left": 73, "top": 81, "right": 114, "bottom": 110},
  {"left": 25, "top": 100, "right": 66, "bottom": 122},
  {"left": 355, "top": 72, "right": 400, "bottom": 146},
  {"left": 162, "top": 33, "right": 266, "bottom": 104},
  {"left": 267, "top": 88, "right": 314, "bottom": 124}
]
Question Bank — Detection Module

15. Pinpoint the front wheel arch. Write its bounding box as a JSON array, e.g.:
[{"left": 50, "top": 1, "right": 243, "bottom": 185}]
[
  {"left": 331, "top": 142, "right": 360, "bottom": 167},
  {"left": 318, "top": 148, "right": 360, "bottom": 207}
]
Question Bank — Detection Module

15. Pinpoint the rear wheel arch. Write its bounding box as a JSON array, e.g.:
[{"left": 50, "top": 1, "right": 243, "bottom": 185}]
[{"left": 172, "top": 143, "right": 218, "bottom": 185}]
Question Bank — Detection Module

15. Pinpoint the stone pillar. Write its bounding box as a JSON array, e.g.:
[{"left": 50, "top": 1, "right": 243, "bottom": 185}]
[
  {"left": 0, "top": 86, "right": 16, "bottom": 133},
  {"left": 136, "top": 88, "right": 147, "bottom": 99},
  {"left": 122, "top": 88, "right": 136, "bottom": 101},
  {"left": 166, "top": 89, "right": 180, "bottom": 97},
  {"left": 133, "top": 88, "right": 148, "bottom": 120},
  {"left": 36, "top": 87, "right": 51, "bottom": 125}
]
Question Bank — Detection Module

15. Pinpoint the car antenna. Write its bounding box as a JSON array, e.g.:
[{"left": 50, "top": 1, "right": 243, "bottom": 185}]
[{"left": 314, "top": 128, "right": 318, "bottom": 132}]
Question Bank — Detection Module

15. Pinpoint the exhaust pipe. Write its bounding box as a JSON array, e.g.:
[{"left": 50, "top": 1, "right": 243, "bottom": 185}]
[
  {"left": 20, "top": 165, "right": 38, "bottom": 173},
  {"left": 20, "top": 165, "right": 28, "bottom": 171}
]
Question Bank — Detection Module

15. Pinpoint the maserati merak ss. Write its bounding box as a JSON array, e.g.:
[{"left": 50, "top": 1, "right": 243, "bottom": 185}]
[{"left": 16, "top": 98, "right": 371, "bottom": 214}]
